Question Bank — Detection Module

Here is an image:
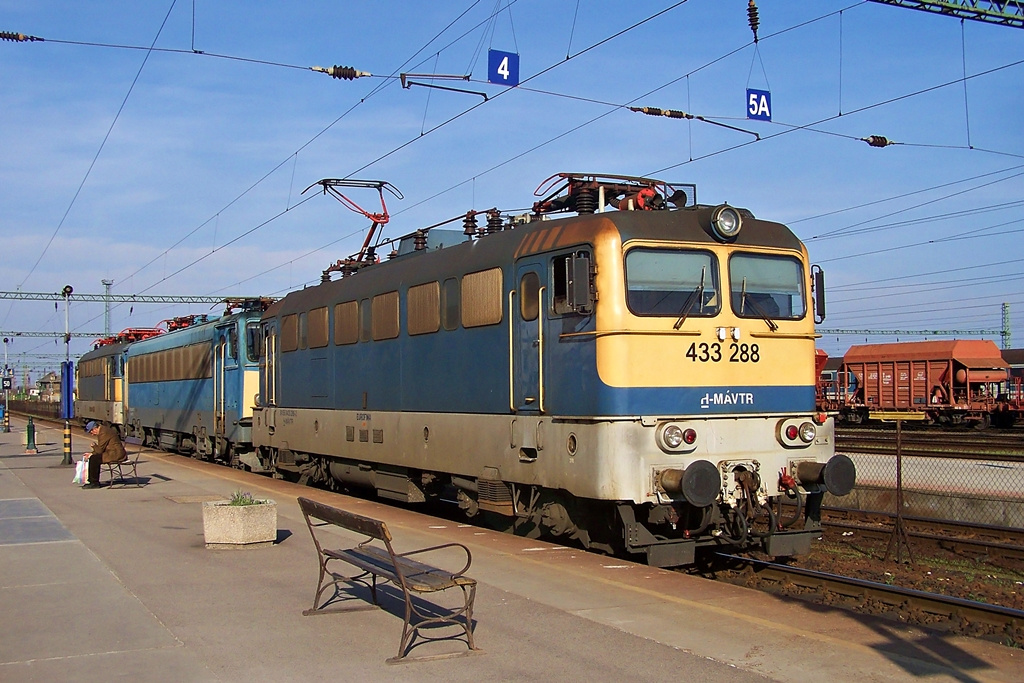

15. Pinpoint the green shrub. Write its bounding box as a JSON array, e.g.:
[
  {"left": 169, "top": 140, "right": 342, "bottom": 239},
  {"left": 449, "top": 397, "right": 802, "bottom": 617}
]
[{"left": 228, "top": 490, "right": 262, "bottom": 506}]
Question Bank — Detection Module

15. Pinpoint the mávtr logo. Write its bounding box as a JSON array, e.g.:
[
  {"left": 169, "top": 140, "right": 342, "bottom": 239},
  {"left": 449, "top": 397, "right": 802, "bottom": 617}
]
[{"left": 701, "top": 392, "right": 755, "bottom": 409}]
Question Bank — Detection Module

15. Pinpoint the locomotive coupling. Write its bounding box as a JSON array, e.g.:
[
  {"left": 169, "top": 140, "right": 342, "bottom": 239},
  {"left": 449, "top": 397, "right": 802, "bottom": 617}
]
[
  {"left": 657, "top": 461, "right": 721, "bottom": 508},
  {"left": 795, "top": 454, "right": 856, "bottom": 497}
]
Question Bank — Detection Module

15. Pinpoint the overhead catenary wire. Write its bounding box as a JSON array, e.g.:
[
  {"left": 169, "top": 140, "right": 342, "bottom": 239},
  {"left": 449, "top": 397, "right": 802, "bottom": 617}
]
[{"left": 9, "top": 2, "right": 1021, "bottom": 350}]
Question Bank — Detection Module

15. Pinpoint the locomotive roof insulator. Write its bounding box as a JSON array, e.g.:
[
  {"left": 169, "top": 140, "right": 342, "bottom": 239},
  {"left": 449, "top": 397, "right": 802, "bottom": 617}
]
[
  {"left": 709, "top": 204, "right": 743, "bottom": 242},
  {"left": 485, "top": 209, "right": 503, "bottom": 235},
  {"left": 463, "top": 211, "right": 478, "bottom": 238}
]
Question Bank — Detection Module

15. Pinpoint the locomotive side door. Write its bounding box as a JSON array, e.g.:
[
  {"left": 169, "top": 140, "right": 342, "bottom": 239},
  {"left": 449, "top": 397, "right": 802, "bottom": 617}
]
[
  {"left": 512, "top": 260, "right": 547, "bottom": 413},
  {"left": 214, "top": 323, "right": 236, "bottom": 438}
]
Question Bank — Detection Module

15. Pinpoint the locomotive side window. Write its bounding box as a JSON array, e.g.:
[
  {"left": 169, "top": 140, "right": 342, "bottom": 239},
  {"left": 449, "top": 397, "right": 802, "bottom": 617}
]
[
  {"left": 728, "top": 253, "right": 805, "bottom": 320},
  {"left": 307, "top": 306, "right": 329, "bottom": 348},
  {"left": 520, "top": 272, "right": 540, "bottom": 321},
  {"left": 372, "top": 291, "right": 400, "bottom": 340},
  {"left": 462, "top": 267, "right": 503, "bottom": 328},
  {"left": 624, "top": 248, "right": 720, "bottom": 317},
  {"left": 298, "top": 312, "right": 308, "bottom": 350},
  {"left": 441, "top": 278, "right": 460, "bottom": 331},
  {"left": 407, "top": 282, "right": 440, "bottom": 336},
  {"left": 334, "top": 301, "right": 358, "bottom": 345},
  {"left": 359, "top": 299, "right": 372, "bottom": 342},
  {"left": 130, "top": 344, "right": 211, "bottom": 382},
  {"left": 281, "top": 314, "right": 299, "bottom": 352}
]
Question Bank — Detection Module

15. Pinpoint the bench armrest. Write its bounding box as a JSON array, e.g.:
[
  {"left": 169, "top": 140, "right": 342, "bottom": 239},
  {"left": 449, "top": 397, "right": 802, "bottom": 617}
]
[{"left": 396, "top": 542, "right": 472, "bottom": 577}]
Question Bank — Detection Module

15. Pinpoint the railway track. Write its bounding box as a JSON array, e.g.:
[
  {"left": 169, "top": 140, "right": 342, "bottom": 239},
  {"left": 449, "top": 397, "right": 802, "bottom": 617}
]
[
  {"left": 836, "top": 427, "right": 1024, "bottom": 460},
  {"left": 821, "top": 508, "right": 1024, "bottom": 565},
  {"left": 715, "top": 554, "right": 1024, "bottom": 645}
]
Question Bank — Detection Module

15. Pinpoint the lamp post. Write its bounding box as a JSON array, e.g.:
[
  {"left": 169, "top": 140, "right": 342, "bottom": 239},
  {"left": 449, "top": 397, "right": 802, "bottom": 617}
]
[
  {"left": 2, "top": 337, "right": 10, "bottom": 433},
  {"left": 61, "top": 285, "right": 74, "bottom": 466}
]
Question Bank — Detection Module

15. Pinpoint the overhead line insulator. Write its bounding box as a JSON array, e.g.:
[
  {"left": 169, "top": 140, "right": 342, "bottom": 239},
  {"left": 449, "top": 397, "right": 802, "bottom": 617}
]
[
  {"left": 310, "top": 65, "right": 371, "bottom": 80},
  {"left": 629, "top": 106, "right": 692, "bottom": 120},
  {"left": 748, "top": 1, "right": 760, "bottom": 43},
  {"left": 1, "top": 30, "right": 43, "bottom": 43},
  {"left": 862, "top": 135, "right": 896, "bottom": 148}
]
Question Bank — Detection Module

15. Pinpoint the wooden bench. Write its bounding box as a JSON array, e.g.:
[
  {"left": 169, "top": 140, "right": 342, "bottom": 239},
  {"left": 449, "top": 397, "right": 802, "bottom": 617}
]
[
  {"left": 103, "top": 436, "right": 143, "bottom": 488},
  {"left": 297, "top": 496, "right": 479, "bottom": 663}
]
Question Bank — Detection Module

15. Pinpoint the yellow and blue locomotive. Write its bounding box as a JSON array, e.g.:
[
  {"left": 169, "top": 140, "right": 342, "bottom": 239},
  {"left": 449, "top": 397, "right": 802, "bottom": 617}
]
[{"left": 251, "top": 173, "right": 855, "bottom": 566}]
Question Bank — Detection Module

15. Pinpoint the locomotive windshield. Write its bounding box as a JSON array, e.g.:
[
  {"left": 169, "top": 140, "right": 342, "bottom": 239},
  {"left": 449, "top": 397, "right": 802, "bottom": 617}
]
[
  {"left": 624, "top": 248, "right": 720, "bottom": 317},
  {"left": 728, "top": 253, "right": 805, "bottom": 319}
]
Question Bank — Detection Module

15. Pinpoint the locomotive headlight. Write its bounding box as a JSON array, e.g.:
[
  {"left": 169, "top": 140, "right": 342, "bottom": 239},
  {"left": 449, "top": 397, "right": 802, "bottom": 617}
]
[
  {"left": 710, "top": 204, "right": 742, "bottom": 242},
  {"left": 656, "top": 422, "right": 698, "bottom": 453},
  {"left": 778, "top": 418, "right": 815, "bottom": 448},
  {"left": 799, "top": 422, "right": 816, "bottom": 443}
]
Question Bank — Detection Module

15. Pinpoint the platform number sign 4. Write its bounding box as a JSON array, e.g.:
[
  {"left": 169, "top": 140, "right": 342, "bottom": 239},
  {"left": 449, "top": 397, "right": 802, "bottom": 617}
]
[
  {"left": 746, "top": 88, "right": 771, "bottom": 122},
  {"left": 488, "top": 49, "right": 520, "bottom": 87}
]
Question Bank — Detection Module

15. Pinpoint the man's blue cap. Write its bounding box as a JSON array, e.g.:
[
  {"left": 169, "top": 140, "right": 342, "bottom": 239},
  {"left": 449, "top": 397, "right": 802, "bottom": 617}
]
[{"left": 85, "top": 421, "right": 98, "bottom": 432}]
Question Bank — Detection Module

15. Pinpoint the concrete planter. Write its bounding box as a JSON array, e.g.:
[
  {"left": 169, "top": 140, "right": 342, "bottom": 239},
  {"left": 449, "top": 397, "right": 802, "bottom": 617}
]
[{"left": 202, "top": 499, "right": 277, "bottom": 549}]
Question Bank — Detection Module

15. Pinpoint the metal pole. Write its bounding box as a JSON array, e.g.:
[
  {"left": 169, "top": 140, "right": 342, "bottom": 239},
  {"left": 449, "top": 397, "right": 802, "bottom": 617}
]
[
  {"left": 884, "top": 419, "right": 914, "bottom": 564},
  {"left": 61, "top": 285, "right": 73, "bottom": 466},
  {"left": 2, "top": 337, "right": 9, "bottom": 433},
  {"left": 102, "top": 279, "right": 114, "bottom": 336}
]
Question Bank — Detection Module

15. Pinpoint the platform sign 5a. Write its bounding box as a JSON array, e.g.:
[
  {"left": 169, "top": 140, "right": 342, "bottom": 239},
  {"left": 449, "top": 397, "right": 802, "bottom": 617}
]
[
  {"left": 746, "top": 88, "right": 771, "bottom": 121},
  {"left": 488, "top": 49, "right": 520, "bottom": 87}
]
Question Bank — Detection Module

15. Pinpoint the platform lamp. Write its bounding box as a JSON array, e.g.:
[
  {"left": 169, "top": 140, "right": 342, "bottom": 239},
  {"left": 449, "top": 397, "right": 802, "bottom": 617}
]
[
  {"left": 2, "top": 337, "right": 10, "bottom": 433},
  {"left": 60, "top": 285, "right": 74, "bottom": 466}
]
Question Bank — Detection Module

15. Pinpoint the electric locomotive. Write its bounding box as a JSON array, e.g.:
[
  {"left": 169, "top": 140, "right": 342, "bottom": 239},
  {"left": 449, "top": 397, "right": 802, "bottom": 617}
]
[
  {"left": 121, "top": 299, "right": 271, "bottom": 461},
  {"left": 251, "top": 173, "right": 856, "bottom": 567},
  {"left": 76, "top": 328, "right": 163, "bottom": 429}
]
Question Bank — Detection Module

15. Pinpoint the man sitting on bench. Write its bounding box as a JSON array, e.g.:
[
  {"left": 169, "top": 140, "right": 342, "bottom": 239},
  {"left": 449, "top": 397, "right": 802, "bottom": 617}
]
[{"left": 82, "top": 420, "right": 126, "bottom": 489}]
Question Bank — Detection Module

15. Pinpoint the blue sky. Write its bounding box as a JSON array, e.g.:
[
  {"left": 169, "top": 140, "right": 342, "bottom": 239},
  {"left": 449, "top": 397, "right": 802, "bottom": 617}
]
[{"left": 2, "top": 1, "right": 1022, "bottom": 377}]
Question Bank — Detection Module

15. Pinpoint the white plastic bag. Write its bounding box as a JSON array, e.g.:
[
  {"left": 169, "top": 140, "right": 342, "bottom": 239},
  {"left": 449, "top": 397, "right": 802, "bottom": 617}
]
[{"left": 72, "top": 459, "right": 86, "bottom": 484}]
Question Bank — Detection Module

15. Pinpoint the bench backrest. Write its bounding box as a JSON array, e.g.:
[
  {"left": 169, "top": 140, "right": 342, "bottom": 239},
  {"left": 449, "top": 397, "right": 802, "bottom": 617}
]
[{"left": 297, "top": 497, "right": 392, "bottom": 543}]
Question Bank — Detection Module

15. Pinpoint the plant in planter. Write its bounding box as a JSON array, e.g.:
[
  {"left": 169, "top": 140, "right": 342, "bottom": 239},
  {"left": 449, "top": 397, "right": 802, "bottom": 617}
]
[{"left": 202, "top": 490, "right": 277, "bottom": 549}]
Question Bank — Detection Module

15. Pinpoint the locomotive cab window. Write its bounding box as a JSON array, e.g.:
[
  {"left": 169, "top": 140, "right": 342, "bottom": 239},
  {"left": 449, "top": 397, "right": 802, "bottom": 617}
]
[
  {"left": 624, "top": 248, "right": 720, "bottom": 317},
  {"left": 226, "top": 327, "right": 238, "bottom": 362},
  {"left": 728, "top": 253, "right": 805, "bottom": 320},
  {"left": 245, "top": 321, "right": 261, "bottom": 362}
]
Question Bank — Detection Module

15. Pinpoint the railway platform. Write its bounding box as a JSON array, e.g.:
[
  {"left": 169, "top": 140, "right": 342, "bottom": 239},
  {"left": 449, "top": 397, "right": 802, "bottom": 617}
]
[{"left": 1, "top": 416, "right": 1022, "bottom": 682}]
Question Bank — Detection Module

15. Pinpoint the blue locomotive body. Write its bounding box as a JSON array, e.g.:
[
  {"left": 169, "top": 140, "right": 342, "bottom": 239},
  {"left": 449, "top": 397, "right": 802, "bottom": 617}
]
[
  {"left": 251, "top": 174, "right": 856, "bottom": 567},
  {"left": 123, "top": 308, "right": 263, "bottom": 461}
]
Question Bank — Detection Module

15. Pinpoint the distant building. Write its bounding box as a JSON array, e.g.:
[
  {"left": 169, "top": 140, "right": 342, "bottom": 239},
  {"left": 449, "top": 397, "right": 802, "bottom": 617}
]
[
  {"left": 1004, "top": 349, "right": 1024, "bottom": 381},
  {"left": 37, "top": 371, "right": 60, "bottom": 402}
]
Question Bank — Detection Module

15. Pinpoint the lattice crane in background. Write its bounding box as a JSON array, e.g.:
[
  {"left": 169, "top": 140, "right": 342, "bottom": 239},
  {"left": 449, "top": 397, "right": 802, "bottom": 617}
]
[{"left": 867, "top": 0, "right": 1024, "bottom": 28}]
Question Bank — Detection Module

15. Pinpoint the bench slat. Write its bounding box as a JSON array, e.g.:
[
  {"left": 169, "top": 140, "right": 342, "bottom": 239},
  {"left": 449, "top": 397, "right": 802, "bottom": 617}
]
[
  {"left": 299, "top": 497, "right": 390, "bottom": 541},
  {"left": 332, "top": 546, "right": 473, "bottom": 592}
]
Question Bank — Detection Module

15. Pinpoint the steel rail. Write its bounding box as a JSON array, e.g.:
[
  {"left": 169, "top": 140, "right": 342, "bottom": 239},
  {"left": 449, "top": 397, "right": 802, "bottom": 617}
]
[
  {"left": 822, "top": 517, "right": 1024, "bottom": 563},
  {"left": 717, "top": 553, "right": 1024, "bottom": 631}
]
